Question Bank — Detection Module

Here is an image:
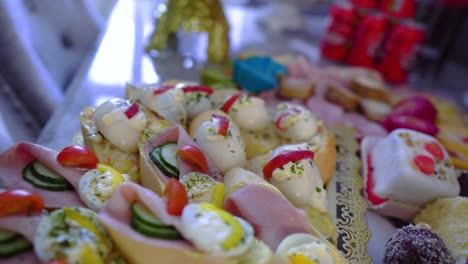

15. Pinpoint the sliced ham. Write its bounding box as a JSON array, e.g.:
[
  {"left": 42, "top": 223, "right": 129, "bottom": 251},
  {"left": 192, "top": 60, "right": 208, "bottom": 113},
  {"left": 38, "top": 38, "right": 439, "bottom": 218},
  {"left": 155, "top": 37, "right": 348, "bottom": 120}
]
[
  {"left": 306, "top": 96, "right": 345, "bottom": 126},
  {"left": 0, "top": 214, "right": 42, "bottom": 242},
  {"left": 0, "top": 142, "right": 85, "bottom": 208},
  {"left": 140, "top": 126, "right": 222, "bottom": 195},
  {"left": 224, "top": 183, "right": 312, "bottom": 250},
  {"left": 99, "top": 182, "right": 233, "bottom": 264}
]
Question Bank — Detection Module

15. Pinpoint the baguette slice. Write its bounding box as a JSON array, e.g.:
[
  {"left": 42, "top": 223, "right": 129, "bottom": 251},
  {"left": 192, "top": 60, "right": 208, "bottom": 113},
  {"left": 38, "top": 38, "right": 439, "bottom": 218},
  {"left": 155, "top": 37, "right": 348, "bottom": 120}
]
[
  {"left": 350, "top": 75, "right": 390, "bottom": 103},
  {"left": 359, "top": 98, "right": 392, "bottom": 122},
  {"left": 325, "top": 83, "right": 360, "bottom": 112},
  {"left": 278, "top": 76, "right": 315, "bottom": 99}
]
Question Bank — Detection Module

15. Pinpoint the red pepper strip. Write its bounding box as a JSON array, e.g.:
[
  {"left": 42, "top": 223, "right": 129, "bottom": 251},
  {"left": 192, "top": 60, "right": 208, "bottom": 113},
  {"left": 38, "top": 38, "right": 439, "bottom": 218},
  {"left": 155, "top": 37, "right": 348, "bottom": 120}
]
[
  {"left": 366, "top": 154, "right": 388, "bottom": 205},
  {"left": 124, "top": 103, "right": 139, "bottom": 119},
  {"left": 182, "top": 85, "right": 214, "bottom": 94},
  {"left": 163, "top": 179, "right": 189, "bottom": 216},
  {"left": 263, "top": 150, "right": 314, "bottom": 181},
  {"left": 275, "top": 108, "right": 301, "bottom": 130},
  {"left": 424, "top": 142, "right": 444, "bottom": 162},
  {"left": 57, "top": 145, "right": 99, "bottom": 169},
  {"left": 212, "top": 114, "right": 229, "bottom": 136},
  {"left": 153, "top": 85, "right": 174, "bottom": 95},
  {"left": 177, "top": 145, "right": 208, "bottom": 173},
  {"left": 463, "top": 137, "right": 468, "bottom": 144},
  {"left": 220, "top": 93, "right": 242, "bottom": 113},
  {"left": 413, "top": 155, "right": 435, "bottom": 175},
  {"left": 0, "top": 189, "right": 44, "bottom": 217}
]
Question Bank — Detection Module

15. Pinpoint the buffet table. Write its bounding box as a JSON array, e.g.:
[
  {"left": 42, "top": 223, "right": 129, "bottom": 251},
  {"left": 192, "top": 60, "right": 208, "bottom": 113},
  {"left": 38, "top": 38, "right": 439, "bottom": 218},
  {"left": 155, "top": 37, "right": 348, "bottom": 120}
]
[{"left": 37, "top": 0, "right": 400, "bottom": 263}]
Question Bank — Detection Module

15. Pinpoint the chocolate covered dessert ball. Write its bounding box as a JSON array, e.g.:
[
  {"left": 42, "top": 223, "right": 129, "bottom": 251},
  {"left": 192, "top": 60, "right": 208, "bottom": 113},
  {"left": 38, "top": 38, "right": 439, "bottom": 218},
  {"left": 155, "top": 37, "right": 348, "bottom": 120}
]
[{"left": 383, "top": 224, "right": 456, "bottom": 264}]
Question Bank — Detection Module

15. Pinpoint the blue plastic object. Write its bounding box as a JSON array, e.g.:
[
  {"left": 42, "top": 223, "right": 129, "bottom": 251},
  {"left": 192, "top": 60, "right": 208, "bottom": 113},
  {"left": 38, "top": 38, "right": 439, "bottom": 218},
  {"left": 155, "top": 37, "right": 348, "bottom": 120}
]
[{"left": 233, "top": 56, "right": 287, "bottom": 94}]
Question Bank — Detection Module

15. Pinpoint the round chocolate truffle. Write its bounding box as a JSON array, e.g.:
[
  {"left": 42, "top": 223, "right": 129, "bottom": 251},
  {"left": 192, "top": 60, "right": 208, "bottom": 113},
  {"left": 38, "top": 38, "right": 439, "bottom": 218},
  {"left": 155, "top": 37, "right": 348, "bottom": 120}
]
[{"left": 383, "top": 224, "right": 456, "bottom": 264}]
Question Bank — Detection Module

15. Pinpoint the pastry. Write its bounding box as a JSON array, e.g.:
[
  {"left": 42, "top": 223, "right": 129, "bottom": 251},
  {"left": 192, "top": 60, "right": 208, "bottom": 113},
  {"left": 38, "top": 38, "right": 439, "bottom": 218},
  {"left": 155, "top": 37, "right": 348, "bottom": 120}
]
[
  {"left": 383, "top": 224, "right": 456, "bottom": 264},
  {"left": 361, "top": 129, "right": 460, "bottom": 221}
]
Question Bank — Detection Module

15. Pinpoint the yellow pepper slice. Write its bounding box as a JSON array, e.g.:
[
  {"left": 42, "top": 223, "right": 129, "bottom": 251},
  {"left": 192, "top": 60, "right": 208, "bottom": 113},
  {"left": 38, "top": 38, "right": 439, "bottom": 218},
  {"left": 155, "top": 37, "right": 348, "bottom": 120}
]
[
  {"left": 288, "top": 253, "right": 317, "bottom": 264},
  {"left": 211, "top": 182, "right": 225, "bottom": 208},
  {"left": 200, "top": 203, "right": 243, "bottom": 250},
  {"left": 97, "top": 163, "right": 125, "bottom": 191},
  {"left": 63, "top": 208, "right": 110, "bottom": 248},
  {"left": 80, "top": 244, "right": 104, "bottom": 264}
]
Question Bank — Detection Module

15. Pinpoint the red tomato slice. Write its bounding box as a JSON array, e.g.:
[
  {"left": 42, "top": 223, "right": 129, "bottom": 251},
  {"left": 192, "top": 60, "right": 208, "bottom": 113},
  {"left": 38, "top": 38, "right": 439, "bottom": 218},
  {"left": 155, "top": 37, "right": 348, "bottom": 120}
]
[
  {"left": 366, "top": 154, "right": 388, "bottom": 205},
  {"left": 177, "top": 145, "right": 208, "bottom": 173},
  {"left": 0, "top": 189, "right": 44, "bottom": 217},
  {"left": 220, "top": 93, "right": 242, "bottom": 113},
  {"left": 211, "top": 114, "right": 229, "bottom": 136},
  {"left": 263, "top": 150, "right": 314, "bottom": 181},
  {"left": 163, "top": 179, "right": 188, "bottom": 216},
  {"left": 153, "top": 85, "right": 174, "bottom": 95},
  {"left": 424, "top": 142, "right": 444, "bottom": 162},
  {"left": 413, "top": 155, "right": 435, "bottom": 175},
  {"left": 124, "top": 103, "right": 139, "bottom": 119},
  {"left": 275, "top": 108, "right": 301, "bottom": 130},
  {"left": 182, "top": 85, "right": 214, "bottom": 94},
  {"left": 57, "top": 145, "right": 99, "bottom": 169}
]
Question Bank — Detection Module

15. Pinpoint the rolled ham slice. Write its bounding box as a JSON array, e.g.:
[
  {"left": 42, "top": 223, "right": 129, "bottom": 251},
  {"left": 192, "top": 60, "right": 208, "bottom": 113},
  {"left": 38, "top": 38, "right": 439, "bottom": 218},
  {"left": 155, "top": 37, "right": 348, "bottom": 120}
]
[
  {"left": 99, "top": 182, "right": 235, "bottom": 264},
  {"left": 306, "top": 96, "right": 345, "bottom": 126},
  {"left": 224, "top": 183, "right": 313, "bottom": 251},
  {"left": 0, "top": 142, "right": 85, "bottom": 208},
  {"left": 140, "top": 125, "right": 223, "bottom": 195},
  {"left": 342, "top": 113, "right": 388, "bottom": 140}
]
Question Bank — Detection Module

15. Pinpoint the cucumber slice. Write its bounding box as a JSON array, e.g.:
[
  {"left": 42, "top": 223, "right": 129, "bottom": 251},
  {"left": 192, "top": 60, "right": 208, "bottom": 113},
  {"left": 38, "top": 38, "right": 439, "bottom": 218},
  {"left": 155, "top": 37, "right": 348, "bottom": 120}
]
[
  {"left": 30, "top": 161, "right": 69, "bottom": 184},
  {"left": 0, "top": 230, "right": 19, "bottom": 244},
  {"left": 130, "top": 217, "right": 181, "bottom": 240},
  {"left": 149, "top": 147, "right": 178, "bottom": 178},
  {"left": 131, "top": 202, "right": 173, "bottom": 228},
  {"left": 0, "top": 237, "right": 32, "bottom": 257},
  {"left": 158, "top": 142, "right": 179, "bottom": 172},
  {"left": 22, "top": 165, "right": 73, "bottom": 191}
]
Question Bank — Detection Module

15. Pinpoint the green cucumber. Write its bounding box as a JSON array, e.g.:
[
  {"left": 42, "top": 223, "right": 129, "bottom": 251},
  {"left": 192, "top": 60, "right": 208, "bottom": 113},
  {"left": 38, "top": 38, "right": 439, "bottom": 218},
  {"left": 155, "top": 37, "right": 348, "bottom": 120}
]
[
  {"left": 158, "top": 142, "right": 179, "bottom": 172},
  {"left": 130, "top": 217, "right": 181, "bottom": 240},
  {"left": 131, "top": 202, "right": 173, "bottom": 228},
  {"left": 30, "top": 160, "right": 69, "bottom": 184},
  {"left": 149, "top": 147, "right": 178, "bottom": 178},
  {"left": 0, "top": 236, "right": 32, "bottom": 257},
  {"left": 22, "top": 165, "right": 73, "bottom": 191},
  {"left": 0, "top": 230, "right": 18, "bottom": 243}
]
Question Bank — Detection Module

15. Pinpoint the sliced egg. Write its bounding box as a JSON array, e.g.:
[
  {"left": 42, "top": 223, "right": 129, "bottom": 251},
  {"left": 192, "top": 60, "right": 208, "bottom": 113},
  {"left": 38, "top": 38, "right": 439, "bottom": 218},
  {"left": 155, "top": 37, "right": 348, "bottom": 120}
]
[
  {"left": 275, "top": 103, "right": 320, "bottom": 142},
  {"left": 179, "top": 172, "right": 216, "bottom": 203},
  {"left": 139, "top": 86, "right": 187, "bottom": 125},
  {"left": 228, "top": 95, "right": 270, "bottom": 131},
  {"left": 79, "top": 164, "right": 125, "bottom": 212},
  {"left": 93, "top": 98, "right": 147, "bottom": 152},
  {"left": 194, "top": 118, "right": 246, "bottom": 173},
  {"left": 34, "top": 207, "right": 112, "bottom": 264},
  {"left": 179, "top": 203, "right": 254, "bottom": 258},
  {"left": 276, "top": 233, "right": 335, "bottom": 264}
]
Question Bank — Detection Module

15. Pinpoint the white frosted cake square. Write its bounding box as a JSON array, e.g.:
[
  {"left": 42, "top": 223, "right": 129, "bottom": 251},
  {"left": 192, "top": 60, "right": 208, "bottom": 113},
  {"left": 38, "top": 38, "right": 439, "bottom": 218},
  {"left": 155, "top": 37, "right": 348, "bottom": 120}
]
[{"left": 371, "top": 128, "right": 459, "bottom": 207}]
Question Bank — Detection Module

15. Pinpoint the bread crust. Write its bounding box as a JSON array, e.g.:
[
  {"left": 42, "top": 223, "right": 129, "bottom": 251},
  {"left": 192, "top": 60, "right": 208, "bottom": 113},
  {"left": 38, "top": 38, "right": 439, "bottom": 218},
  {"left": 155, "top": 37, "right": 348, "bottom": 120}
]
[
  {"left": 278, "top": 76, "right": 315, "bottom": 99},
  {"left": 315, "top": 132, "right": 337, "bottom": 185}
]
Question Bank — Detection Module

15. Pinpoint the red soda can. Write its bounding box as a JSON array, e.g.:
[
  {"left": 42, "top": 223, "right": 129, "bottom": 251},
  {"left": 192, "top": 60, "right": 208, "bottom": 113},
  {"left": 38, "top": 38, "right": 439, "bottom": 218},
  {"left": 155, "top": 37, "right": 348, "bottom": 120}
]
[
  {"left": 380, "top": 0, "right": 416, "bottom": 19},
  {"left": 351, "top": 0, "right": 378, "bottom": 9},
  {"left": 346, "top": 12, "right": 388, "bottom": 68},
  {"left": 320, "top": 3, "right": 357, "bottom": 62},
  {"left": 378, "top": 21, "right": 425, "bottom": 84}
]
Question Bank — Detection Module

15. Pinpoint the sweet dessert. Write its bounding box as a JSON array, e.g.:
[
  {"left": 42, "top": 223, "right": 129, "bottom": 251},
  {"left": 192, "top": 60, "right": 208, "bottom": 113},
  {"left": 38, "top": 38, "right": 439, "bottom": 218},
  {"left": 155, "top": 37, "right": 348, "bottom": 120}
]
[
  {"left": 278, "top": 76, "right": 315, "bottom": 99},
  {"left": 383, "top": 224, "right": 456, "bottom": 264},
  {"left": 414, "top": 197, "right": 468, "bottom": 264},
  {"left": 361, "top": 128, "right": 460, "bottom": 221},
  {"left": 325, "top": 81, "right": 360, "bottom": 111},
  {"left": 349, "top": 75, "right": 390, "bottom": 103}
]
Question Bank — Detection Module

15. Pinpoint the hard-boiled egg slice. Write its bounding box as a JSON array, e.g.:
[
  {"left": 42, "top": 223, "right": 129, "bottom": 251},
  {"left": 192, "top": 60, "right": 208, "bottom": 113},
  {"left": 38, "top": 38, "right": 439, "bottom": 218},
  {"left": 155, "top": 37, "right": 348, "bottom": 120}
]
[
  {"left": 194, "top": 116, "right": 246, "bottom": 173},
  {"left": 93, "top": 98, "right": 147, "bottom": 152},
  {"left": 227, "top": 94, "right": 270, "bottom": 131},
  {"left": 78, "top": 164, "right": 125, "bottom": 211},
  {"left": 179, "top": 172, "right": 216, "bottom": 203},
  {"left": 179, "top": 203, "right": 254, "bottom": 258},
  {"left": 276, "top": 233, "right": 336, "bottom": 264},
  {"left": 267, "top": 144, "right": 327, "bottom": 211},
  {"left": 139, "top": 86, "right": 187, "bottom": 125},
  {"left": 34, "top": 207, "right": 113, "bottom": 264},
  {"left": 275, "top": 103, "right": 320, "bottom": 142}
]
